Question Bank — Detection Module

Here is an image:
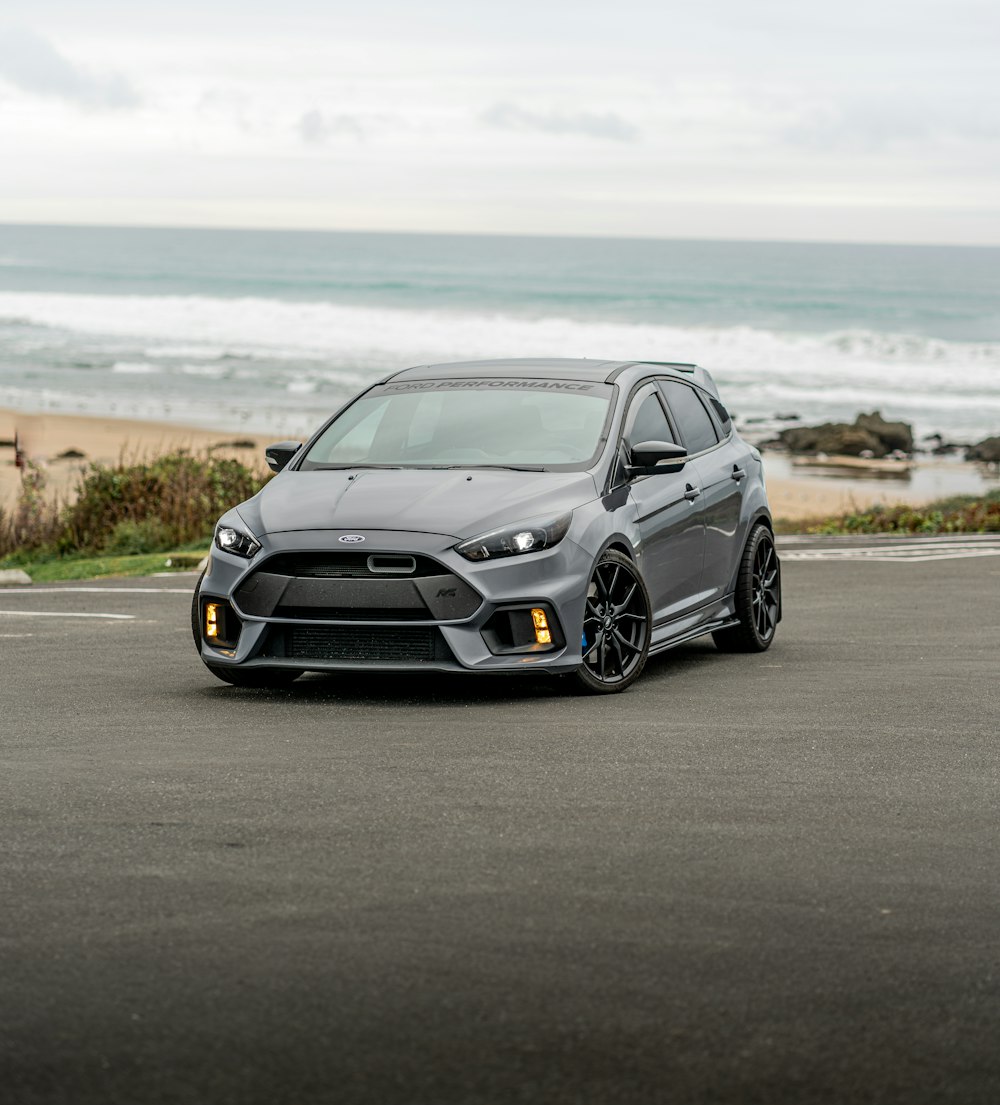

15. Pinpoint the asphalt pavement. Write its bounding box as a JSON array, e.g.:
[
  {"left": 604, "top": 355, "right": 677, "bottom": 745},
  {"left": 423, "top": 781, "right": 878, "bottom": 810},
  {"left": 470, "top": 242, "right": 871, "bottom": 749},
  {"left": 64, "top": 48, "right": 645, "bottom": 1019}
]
[{"left": 2, "top": 535, "right": 999, "bottom": 1105}]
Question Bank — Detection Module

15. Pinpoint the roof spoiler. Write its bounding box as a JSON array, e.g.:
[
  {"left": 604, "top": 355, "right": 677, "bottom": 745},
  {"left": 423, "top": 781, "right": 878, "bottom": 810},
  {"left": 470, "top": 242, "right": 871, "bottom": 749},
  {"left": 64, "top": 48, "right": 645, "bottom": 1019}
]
[{"left": 635, "top": 361, "right": 721, "bottom": 398}]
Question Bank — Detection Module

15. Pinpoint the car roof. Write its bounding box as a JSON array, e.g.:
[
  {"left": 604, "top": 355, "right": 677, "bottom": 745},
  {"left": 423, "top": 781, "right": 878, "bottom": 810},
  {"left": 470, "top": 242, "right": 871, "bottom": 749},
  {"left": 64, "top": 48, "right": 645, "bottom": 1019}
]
[{"left": 384, "top": 357, "right": 704, "bottom": 386}]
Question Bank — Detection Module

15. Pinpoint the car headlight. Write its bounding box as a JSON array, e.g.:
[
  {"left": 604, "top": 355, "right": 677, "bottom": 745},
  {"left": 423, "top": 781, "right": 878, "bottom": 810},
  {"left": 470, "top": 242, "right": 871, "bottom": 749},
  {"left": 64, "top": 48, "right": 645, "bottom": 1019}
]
[
  {"left": 455, "top": 512, "right": 572, "bottom": 562},
  {"left": 214, "top": 524, "right": 261, "bottom": 559}
]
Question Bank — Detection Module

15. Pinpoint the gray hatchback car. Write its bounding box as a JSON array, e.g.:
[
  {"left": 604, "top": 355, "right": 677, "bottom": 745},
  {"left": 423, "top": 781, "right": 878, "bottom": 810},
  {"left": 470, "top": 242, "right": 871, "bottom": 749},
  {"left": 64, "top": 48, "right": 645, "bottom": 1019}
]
[{"left": 194, "top": 358, "right": 780, "bottom": 693}]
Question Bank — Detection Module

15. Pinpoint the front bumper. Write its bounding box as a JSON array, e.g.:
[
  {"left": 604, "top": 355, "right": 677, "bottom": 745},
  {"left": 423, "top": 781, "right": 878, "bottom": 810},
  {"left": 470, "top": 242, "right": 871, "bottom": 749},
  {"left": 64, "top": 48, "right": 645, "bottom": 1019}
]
[{"left": 197, "top": 529, "right": 593, "bottom": 675}]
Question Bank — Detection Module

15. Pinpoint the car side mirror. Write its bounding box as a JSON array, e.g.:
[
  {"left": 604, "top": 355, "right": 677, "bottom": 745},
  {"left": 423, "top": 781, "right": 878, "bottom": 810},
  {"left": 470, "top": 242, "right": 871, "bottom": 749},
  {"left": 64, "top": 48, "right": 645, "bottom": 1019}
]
[
  {"left": 626, "top": 440, "right": 687, "bottom": 476},
  {"left": 265, "top": 441, "right": 303, "bottom": 473}
]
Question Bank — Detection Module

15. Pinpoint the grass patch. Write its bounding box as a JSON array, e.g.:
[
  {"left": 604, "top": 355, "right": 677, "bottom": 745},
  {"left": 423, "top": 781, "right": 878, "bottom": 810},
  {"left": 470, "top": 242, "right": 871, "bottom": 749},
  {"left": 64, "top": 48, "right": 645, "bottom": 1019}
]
[
  {"left": 12, "top": 550, "right": 209, "bottom": 583},
  {"left": 775, "top": 488, "right": 1000, "bottom": 535},
  {"left": 1, "top": 538, "right": 210, "bottom": 582}
]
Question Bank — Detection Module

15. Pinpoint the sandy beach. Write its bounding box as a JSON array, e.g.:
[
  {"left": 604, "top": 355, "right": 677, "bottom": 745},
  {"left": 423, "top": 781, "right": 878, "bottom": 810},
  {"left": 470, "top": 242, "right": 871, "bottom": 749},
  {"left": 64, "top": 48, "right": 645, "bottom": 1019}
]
[
  {"left": 1, "top": 406, "right": 996, "bottom": 523},
  {"left": 0, "top": 408, "right": 273, "bottom": 513}
]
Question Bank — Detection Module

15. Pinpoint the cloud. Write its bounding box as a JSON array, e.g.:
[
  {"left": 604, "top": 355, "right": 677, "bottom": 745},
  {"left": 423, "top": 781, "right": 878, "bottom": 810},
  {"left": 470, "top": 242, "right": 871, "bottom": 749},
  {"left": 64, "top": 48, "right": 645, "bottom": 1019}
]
[
  {"left": 0, "top": 25, "right": 138, "bottom": 108},
  {"left": 297, "top": 109, "right": 366, "bottom": 144},
  {"left": 480, "top": 101, "right": 639, "bottom": 143},
  {"left": 198, "top": 87, "right": 255, "bottom": 132},
  {"left": 784, "top": 102, "right": 929, "bottom": 153},
  {"left": 783, "top": 97, "right": 1000, "bottom": 153}
]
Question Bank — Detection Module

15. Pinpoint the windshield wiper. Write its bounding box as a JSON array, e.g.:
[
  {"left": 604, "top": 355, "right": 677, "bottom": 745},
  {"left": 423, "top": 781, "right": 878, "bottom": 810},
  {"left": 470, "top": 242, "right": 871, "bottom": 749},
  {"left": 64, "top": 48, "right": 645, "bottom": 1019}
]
[
  {"left": 310, "top": 464, "right": 404, "bottom": 470},
  {"left": 431, "top": 464, "right": 548, "bottom": 473},
  {"left": 308, "top": 462, "right": 547, "bottom": 473}
]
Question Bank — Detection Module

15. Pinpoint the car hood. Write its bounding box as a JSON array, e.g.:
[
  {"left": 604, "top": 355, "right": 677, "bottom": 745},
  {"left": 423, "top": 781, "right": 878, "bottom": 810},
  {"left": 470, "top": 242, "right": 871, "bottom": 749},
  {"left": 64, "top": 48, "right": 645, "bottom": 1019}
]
[{"left": 241, "top": 468, "right": 600, "bottom": 541}]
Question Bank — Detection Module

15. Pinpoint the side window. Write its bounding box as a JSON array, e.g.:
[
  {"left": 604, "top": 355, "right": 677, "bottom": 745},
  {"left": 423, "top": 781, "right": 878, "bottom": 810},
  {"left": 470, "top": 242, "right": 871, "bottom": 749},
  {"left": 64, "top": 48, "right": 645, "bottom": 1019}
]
[
  {"left": 626, "top": 390, "right": 674, "bottom": 446},
  {"left": 709, "top": 396, "right": 732, "bottom": 434},
  {"left": 660, "top": 381, "right": 719, "bottom": 454},
  {"left": 611, "top": 386, "right": 675, "bottom": 486}
]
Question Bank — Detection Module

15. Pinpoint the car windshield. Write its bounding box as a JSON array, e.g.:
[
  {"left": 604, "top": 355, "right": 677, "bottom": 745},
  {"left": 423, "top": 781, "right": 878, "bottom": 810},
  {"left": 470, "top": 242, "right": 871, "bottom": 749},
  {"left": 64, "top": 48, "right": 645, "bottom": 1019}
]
[{"left": 299, "top": 378, "right": 613, "bottom": 470}]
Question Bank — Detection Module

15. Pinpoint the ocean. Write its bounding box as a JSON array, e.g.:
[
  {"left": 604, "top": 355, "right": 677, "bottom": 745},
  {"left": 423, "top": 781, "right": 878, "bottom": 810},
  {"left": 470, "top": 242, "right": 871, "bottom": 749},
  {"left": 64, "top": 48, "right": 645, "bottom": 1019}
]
[{"left": 1, "top": 224, "right": 998, "bottom": 443}]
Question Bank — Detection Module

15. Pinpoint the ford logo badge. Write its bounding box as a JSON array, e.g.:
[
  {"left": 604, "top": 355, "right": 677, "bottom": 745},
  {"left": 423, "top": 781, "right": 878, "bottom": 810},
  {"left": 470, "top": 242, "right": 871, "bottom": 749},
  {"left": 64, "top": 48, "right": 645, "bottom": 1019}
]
[{"left": 338, "top": 534, "right": 366, "bottom": 543}]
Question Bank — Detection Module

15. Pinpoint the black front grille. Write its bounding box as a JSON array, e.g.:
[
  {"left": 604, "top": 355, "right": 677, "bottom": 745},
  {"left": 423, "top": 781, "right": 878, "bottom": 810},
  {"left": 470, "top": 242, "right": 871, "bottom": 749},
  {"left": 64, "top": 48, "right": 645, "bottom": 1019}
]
[
  {"left": 263, "top": 552, "right": 440, "bottom": 579},
  {"left": 274, "top": 606, "right": 428, "bottom": 622},
  {"left": 235, "top": 561, "right": 482, "bottom": 623},
  {"left": 281, "top": 625, "right": 440, "bottom": 662}
]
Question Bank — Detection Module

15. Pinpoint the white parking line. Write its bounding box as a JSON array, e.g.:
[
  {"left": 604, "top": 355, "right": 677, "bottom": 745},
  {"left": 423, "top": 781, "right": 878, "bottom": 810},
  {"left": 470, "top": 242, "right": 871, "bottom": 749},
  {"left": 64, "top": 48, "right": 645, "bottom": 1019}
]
[
  {"left": 0, "top": 610, "right": 135, "bottom": 620},
  {"left": 0, "top": 587, "right": 192, "bottom": 595},
  {"left": 781, "top": 536, "right": 1000, "bottom": 546},
  {"left": 782, "top": 547, "right": 1000, "bottom": 563},
  {"left": 784, "top": 544, "right": 1000, "bottom": 553}
]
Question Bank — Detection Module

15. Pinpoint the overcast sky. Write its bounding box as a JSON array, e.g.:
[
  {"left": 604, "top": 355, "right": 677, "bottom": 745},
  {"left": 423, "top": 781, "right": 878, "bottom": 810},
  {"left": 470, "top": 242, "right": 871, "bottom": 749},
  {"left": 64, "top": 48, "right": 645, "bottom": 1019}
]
[{"left": 0, "top": 0, "right": 997, "bottom": 244}]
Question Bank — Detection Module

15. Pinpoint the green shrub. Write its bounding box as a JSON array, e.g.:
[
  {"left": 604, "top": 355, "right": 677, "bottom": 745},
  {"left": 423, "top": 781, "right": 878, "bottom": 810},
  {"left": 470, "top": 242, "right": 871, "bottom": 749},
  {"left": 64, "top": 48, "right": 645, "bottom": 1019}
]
[
  {"left": 102, "top": 517, "right": 174, "bottom": 555},
  {"left": 0, "top": 451, "right": 268, "bottom": 560},
  {"left": 0, "top": 462, "right": 64, "bottom": 557},
  {"left": 59, "top": 453, "right": 264, "bottom": 554},
  {"left": 782, "top": 489, "right": 1000, "bottom": 536}
]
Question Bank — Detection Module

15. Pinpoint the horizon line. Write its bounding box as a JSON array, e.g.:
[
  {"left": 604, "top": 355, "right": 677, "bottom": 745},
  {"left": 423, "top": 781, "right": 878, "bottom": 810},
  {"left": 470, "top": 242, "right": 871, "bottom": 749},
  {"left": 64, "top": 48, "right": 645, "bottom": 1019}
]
[{"left": 0, "top": 218, "right": 997, "bottom": 252}]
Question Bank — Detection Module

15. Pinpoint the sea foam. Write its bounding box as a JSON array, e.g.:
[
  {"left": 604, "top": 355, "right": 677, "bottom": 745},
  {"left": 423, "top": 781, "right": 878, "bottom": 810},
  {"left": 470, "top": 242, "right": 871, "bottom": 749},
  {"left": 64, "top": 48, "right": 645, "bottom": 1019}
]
[{"left": 1, "top": 290, "right": 998, "bottom": 439}]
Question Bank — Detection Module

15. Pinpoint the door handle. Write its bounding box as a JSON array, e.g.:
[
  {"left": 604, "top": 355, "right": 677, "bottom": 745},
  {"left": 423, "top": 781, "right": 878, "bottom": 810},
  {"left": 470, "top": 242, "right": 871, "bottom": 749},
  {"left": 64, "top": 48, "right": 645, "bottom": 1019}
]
[
  {"left": 731, "top": 466, "right": 746, "bottom": 482},
  {"left": 684, "top": 484, "right": 701, "bottom": 501}
]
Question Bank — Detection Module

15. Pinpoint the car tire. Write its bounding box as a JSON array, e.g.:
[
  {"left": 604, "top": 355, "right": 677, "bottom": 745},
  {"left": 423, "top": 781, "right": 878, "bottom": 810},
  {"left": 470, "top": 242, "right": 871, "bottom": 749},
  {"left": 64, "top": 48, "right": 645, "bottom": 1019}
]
[
  {"left": 192, "top": 571, "right": 303, "bottom": 688},
  {"left": 712, "top": 523, "right": 780, "bottom": 653},
  {"left": 571, "top": 549, "right": 651, "bottom": 695}
]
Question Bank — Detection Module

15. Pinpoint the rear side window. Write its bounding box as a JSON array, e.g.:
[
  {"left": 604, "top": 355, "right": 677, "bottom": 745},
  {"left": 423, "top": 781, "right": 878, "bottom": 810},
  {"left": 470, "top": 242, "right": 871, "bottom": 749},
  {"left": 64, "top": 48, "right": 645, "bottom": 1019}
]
[
  {"left": 709, "top": 397, "right": 732, "bottom": 432},
  {"left": 660, "top": 381, "right": 719, "bottom": 454}
]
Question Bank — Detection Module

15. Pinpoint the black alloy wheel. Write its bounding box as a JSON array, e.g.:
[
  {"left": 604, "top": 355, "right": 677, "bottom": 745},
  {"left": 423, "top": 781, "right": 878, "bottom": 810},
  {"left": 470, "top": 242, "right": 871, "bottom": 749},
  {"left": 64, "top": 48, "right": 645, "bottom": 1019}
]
[
  {"left": 573, "top": 549, "right": 651, "bottom": 694},
  {"left": 713, "top": 523, "right": 780, "bottom": 653}
]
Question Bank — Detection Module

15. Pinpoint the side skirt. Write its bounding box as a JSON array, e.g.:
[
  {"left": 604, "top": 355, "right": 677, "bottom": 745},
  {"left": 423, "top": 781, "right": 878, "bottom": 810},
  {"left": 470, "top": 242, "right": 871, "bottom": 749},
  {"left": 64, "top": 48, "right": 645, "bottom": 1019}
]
[
  {"left": 648, "top": 594, "right": 738, "bottom": 656},
  {"left": 648, "top": 616, "right": 740, "bottom": 656}
]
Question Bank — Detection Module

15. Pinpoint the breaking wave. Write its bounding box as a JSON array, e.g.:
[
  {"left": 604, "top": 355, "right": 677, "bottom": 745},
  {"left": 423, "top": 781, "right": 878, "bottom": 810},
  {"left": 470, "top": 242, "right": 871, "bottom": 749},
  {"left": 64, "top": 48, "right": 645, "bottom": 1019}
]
[{"left": 1, "top": 290, "right": 998, "bottom": 438}]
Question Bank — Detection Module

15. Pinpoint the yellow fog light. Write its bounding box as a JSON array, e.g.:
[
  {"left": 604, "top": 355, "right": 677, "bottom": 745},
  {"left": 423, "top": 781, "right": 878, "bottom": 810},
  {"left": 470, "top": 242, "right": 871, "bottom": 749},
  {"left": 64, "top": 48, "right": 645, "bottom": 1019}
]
[
  {"left": 205, "top": 602, "right": 220, "bottom": 638},
  {"left": 531, "top": 607, "right": 552, "bottom": 645}
]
